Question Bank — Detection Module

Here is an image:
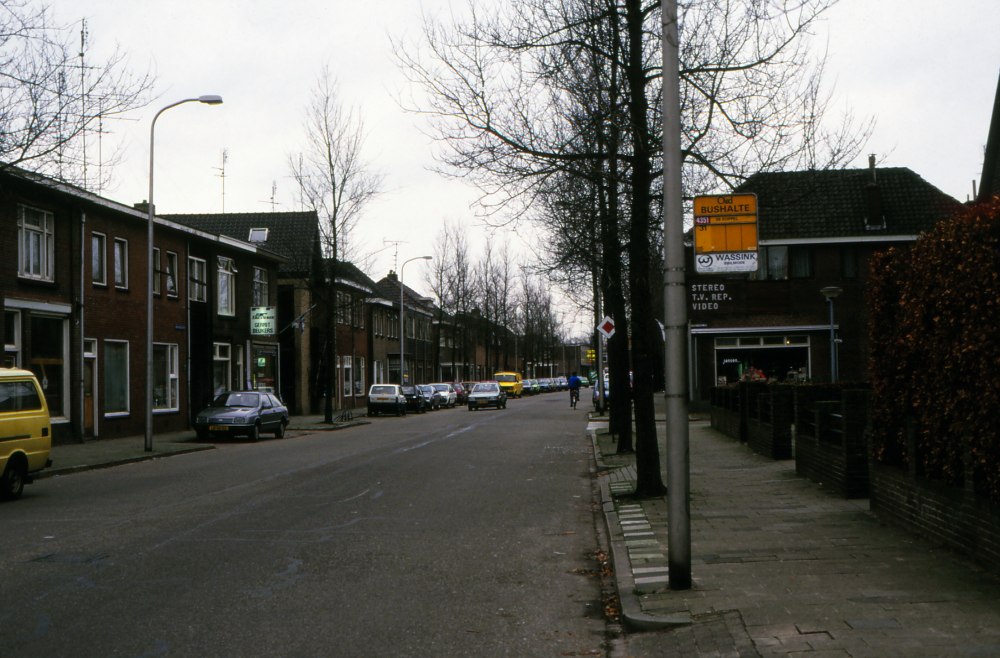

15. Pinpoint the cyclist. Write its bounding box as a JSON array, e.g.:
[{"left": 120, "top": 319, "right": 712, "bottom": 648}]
[{"left": 568, "top": 371, "right": 582, "bottom": 408}]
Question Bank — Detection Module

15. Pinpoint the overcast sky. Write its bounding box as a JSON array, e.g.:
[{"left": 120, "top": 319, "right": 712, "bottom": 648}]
[{"left": 47, "top": 0, "right": 1000, "bottom": 315}]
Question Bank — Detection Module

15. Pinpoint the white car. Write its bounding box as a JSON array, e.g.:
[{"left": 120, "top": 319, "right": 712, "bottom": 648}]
[
  {"left": 430, "top": 383, "right": 458, "bottom": 408},
  {"left": 367, "top": 384, "right": 406, "bottom": 417},
  {"left": 468, "top": 382, "right": 507, "bottom": 410}
]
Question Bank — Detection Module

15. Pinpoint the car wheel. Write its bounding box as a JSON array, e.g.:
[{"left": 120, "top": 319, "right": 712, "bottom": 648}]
[
  {"left": 249, "top": 422, "right": 260, "bottom": 443},
  {"left": 0, "top": 458, "right": 26, "bottom": 501},
  {"left": 274, "top": 419, "right": 286, "bottom": 439},
  {"left": 468, "top": 404, "right": 474, "bottom": 411}
]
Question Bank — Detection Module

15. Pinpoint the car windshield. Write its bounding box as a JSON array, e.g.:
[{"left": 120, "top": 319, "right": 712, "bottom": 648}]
[
  {"left": 370, "top": 386, "right": 395, "bottom": 395},
  {"left": 494, "top": 374, "right": 516, "bottom": 383},
  {"left": 432, "top": 384, "right": 449, "bottom": 392},
  {"left": 473, "top": 383, "right": 499, "bottom": 393},
  {"left": 213, "top": 392, "right": 259, "bottom": 408},
  {"left": 401, "top": 386, "right": 416, "bottom": 395}
]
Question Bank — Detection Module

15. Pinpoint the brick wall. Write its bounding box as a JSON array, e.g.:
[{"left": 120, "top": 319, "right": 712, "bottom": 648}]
[
  {"left": 746, "top": 383, "right": 793, "bottom": 460},
  {"left": 793, "top": 386, "right": 870, "bottom": 498},
  {"left": 709, "top": 386, "right": 744, "bottom": 441}
]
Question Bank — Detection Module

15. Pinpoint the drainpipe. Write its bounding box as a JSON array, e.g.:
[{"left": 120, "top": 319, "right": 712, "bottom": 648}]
[
  {"left": 79, "top": 212, "right": 86, "bottom": 443},
  {"left": 186, "top": 240, "right": 192, "bottom": 428}
]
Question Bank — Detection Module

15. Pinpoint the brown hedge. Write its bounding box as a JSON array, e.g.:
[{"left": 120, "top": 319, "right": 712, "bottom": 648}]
[{"left": 868, "top": 201, "right": 1000, "bottom": 501}]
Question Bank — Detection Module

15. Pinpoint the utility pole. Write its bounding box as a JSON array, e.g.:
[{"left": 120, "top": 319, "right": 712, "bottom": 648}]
[{"left": 662, "top": 0, "right": 691, "bottom": 590}]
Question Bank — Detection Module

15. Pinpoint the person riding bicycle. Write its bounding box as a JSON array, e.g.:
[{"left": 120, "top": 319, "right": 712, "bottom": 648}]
[{"left": 568, "top": 372, "right": 582, "bottom": 408}]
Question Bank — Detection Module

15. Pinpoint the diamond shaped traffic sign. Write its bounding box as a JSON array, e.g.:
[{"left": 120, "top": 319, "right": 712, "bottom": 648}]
[{"left": 597, "top": 316, "right": 615, "bottom": 338}]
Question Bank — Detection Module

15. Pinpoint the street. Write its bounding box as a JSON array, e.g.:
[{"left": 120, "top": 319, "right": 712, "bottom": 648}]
[{"left": 0, "top": 394, "right": 609, "bottom": 657}]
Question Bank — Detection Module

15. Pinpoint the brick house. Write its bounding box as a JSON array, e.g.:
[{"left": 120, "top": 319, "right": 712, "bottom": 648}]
[
  {"left": 2, "top": 167, "right": 282, "bottom": 443},
  {"left": 377, "top": 272, "right": 437, "bottom": 385},
  {"left": 686, "top": 161, "right": 964, "bottom": 410}
]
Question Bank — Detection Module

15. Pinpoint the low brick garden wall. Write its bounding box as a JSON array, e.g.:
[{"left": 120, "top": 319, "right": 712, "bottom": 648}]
[
  {"left": 745, "top": 382, "right": 793, "bottom": 460},
  {"left": 794, "top": 386, "right": 871, "bottom": 498},
  {"left": 709, "top": 385, "right": 744, "bottom": 442}
]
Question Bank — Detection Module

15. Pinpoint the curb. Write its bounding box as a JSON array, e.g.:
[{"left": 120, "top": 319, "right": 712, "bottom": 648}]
[
  {"left": 588, "top": 428, "right": 691, "bottom": 631},
  {"left": 35, "top": 444, "right": 217, "bottom": 480},
  {"left": 286, "top": 419, "right": 371, "bottom": 432}
]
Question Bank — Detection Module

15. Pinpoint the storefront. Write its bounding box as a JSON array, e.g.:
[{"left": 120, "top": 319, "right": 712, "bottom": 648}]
[{"left": 252, "top": 343, "right": 279, "bottom": 393}]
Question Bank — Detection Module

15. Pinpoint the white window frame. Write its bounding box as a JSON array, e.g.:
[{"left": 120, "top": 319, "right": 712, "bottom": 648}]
[
  {"left": 153, "top": 343, "right": 179, "bottom": 412},
  {"left": 4, "top": 310, "right": 21, "bottom": 369},
  {"left": 253, "top": 267, "right": 268, "bottom": 307},
  {"left": 189, "top": 256, "right": 207, "bottom": 302},
  {"left": 218, "top": 257, "right": 236, "bottom": 316},
  {"left": 104, "top": 339, "right": 130, "bottom": 416},
  {"left": 18, "top": 205, "right": 55, "bottom": 282},
  {"left": 114, "top": 238, "right": 129, "bottom": 289},
  {"left": 343, "top": 356, "right": 352, "bottom": 397},
  {"left": 213, "top": 342, "right": 232, "bottom": 395},
  {"left": 153, "top": 248, "right": 161, "bottom": 295},
  {"left": 166, "top": 252, "right": 178, "bottom": 297},
  {"left": 91, "top": 231, "right": 107, "bottom": 286},
  {"left": 355, "top": 356, "right": 365, "bottom": 394}
]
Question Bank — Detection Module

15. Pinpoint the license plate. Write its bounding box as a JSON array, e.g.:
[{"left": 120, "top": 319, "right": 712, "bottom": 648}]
[{"left": 209, "top": 425, "right": 229, "bottom": 432}]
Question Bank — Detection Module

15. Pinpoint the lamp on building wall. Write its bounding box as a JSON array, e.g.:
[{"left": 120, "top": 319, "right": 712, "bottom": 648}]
[
  {"left": 820, "top": 286, "right": 842, "bottom": 383},
  {"left": 146, "top": 96, "right": 223, "bottom": 452},
  {"left": 400, "top": 256, "right": 431, "bottom": 385}
]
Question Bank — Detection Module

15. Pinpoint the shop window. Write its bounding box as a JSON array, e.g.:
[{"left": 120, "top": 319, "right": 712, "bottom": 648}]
[
  {"left": 189, "top": 257, "right": 207, "bottom": 302},
  {"left": 715, "top": 337, "right": 738, "bottom": 347},
  {"left": 785, "top": 335, "right": 809, "bottom": 345},
  {"left": 29, "top": 315, "right": 67, "bottom": 417},
  {"left": 166, "top": 252, "right": 178, "bottom": 297},
  {"left": 739, "top": 337, "right": 761, "bottom": 346},
  {"left": 104, "top": 340, "right": 129, "bottom": 415},
  {"left": 253, "top": 267, "right": 268, "bottom": 306},
  {"left": 4, "top": 311, "right": 20, "bottom": 368},
  {"left": 252, "top": 346, "right": 277, "bottom": 393},
  {"left": 18, "top": 205, "right": 55, "bottom": 281},
  {"left": 218, "top": 257, "right": 236, "bottom": 316},
  {"left": 92, "top": 232, "right": 107, "bottom": 285},
  {"left": 762, "top": 336, "right": 784, "bottom": 346},
  {"left": 213, "top": 343, "right": 231, "bottom": 395},
  {"left": 153, "top": 343, "right": 179, "bottom": 411}
]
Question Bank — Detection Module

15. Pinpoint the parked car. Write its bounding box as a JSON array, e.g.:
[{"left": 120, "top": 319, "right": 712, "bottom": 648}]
[
  {"left": 555, "top": 376, "right": 568, "bottom": 391},
  {"left": 593, "top": 378, "right": 610, "bottom": 409},
  {"left": 368, "top": 384, "right": 406, "bottom": 417},
  {"left": 579, "top": 376, "right": 591, "bottom": 388},
  {"left": 452, "top": 382, "right": 469, "bottom": 405},
  {"left": 418, "top": 385, "right": 444, "bottom": 410},
  {"left": 194, "top": 391, "right": 289, "bottom": 442},
  {"left": 523, "top": 379, "right": 538, "bottom": 395},
  {"left": 538, "top": 378, "right": 555, "bottom": 393},
  {"left": 493, "top": 372, "right": 523, "bottom": 398},
  {"left": 400, "top": 385, "right": 426, "bottom": 413},
  {"left": 0, "top": 368, "right": 53, "bottom": 501},
  {"left": 468, "top": 382, "right": 507, "bottom": 410},
  {"left": 431, "top": 383, "right": 458, "bottom": 408}
]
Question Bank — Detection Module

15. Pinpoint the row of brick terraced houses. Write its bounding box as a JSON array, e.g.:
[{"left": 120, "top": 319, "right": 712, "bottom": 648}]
[{"left": 0, "top": 166, "right": 539, "bottom": 444}]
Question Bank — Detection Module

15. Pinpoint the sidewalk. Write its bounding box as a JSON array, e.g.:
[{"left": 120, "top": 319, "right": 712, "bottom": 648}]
[
  {"left": 37, "top": 413, "right": 368, "bottom": 480},
  {"left": 592, "top": 407, "right": 1000, "bottom": 657}
]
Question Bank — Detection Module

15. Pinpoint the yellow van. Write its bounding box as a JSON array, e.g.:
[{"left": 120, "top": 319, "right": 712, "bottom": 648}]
[
  {"left": 0, "top": 369, "right": 52, "bottom": 500},
  {"left": 493, "top": 372, "right": 523, "bottom": 399}
]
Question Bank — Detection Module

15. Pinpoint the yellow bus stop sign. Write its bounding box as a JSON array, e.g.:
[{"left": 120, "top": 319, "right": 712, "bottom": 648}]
[{"left": 693, "top": 193, "right": 758, "bottom": 274}]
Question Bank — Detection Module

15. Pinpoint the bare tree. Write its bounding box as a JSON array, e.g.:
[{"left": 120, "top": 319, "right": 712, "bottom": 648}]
[
  {"left": 0, "top": 1, "right": 155, "bottom": 188},
  {"left": 289, "top": 66, "right": 384, "bottom": 422}
]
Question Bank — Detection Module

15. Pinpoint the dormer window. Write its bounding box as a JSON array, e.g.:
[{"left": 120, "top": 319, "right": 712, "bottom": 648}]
[{"left": 248, "top": 228, "right": 269, "bottom": 243}]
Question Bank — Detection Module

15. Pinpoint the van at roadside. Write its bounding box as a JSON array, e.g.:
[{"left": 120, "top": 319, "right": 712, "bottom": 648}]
[
  {"left": 0, "top": 369, "right": 52, "bottom": 500},
  {"left": 493, "top": 372, "right": 523, "bottom": 399}
]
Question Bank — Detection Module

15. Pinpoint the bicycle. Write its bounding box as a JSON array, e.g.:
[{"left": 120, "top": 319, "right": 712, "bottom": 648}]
[{"left": 570, "top": 388, "right": 580, "bottom": 408}]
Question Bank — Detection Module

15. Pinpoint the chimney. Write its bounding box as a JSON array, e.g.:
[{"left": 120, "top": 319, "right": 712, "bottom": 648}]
[
  {"left": 133, "top": 200, "right": 154, "bottom": 214},
  {"left": 864, "top": 155, "right": 885, "bottom": 230}
]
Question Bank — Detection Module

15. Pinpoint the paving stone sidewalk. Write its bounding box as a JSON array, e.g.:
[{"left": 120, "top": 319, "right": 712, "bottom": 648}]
[{"left": 593, "top": 418, "right": 1000, "bottom": 657}]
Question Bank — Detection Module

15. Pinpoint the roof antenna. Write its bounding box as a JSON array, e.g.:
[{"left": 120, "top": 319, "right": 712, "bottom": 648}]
[
  {"left": 259, "top": 181, "right": 281, "bottom": 212},
  {"left": 213, "top": 149, "right": 228, "bottom": 212}
]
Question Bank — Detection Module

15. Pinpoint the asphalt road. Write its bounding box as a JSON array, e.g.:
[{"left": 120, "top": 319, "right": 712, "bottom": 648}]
[{"left": 0, "top": 393, "right": 610, "bottom": 657}]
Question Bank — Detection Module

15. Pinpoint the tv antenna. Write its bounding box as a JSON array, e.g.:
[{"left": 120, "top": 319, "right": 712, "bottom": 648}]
[
  {"left": 213, "top": 149, "right": 228, "bottom": 212},
  {"left": 260, "top": 181, "right": 281, "bottom": 212},
  {"left": 383, "top": 240, "right": 407, "bottom": 273}
]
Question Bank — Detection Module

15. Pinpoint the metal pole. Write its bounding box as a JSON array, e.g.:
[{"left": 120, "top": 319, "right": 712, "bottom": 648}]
[
  {"left": 828, "top": 298, "right": 836, "bottom": 383},
  {"left": 662, "top": 0, "right": 691, "bottom": 590},
  {"left": 399, "top": 256, "right": 431, "bottom": 385},
  {"left": 146, "top": 96, "right": 222, "bottom": 452}
]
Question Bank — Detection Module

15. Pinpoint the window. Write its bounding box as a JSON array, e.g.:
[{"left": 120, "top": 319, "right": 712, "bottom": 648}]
[
  {"left": 218, "top": 257, "right": 236, "bottom": 316},
  {"left": 29, "top": 315, "right": 67, "bottom": 417},
  {"left": 789, "top": 246, "right": 813, "bottom": 278},
  {"left": 18, "top": 205, "right": 55, "bottom": 281},
  {"left": 248, "top": 228, "right": 268, "bottom": 243},
  {"left": 374, "top": 360, "right": 383, "bottom": 384},
  {"left": 766, "top": 246, "right": 788, "bottom": 280},
  {"left": 356, "top": 299, "right": 364, "bottom": 329},
  {"left": 4, "top": 311, "right": 20, "bottom": 368},
  {"left": 253, "top": 267, "right": 268, "bottom": 306},
  {"left": 104, "top": 340, "right": 129, "bottom": 415},
  {"left": 92, "top": 232, "right": 107, "bottom": 285},
  {"left": 189, "top": 257, "right": 207, "bottom": 302},
  {"left": 166, "top": 252, "right": 178, "bottom": 297},
  {"left": 343, "top": 356, "right": 352, "bottom": 397},
  {"left": 114, "top": 238, "right": 128, "bottom": 288},
  {"left": 153, "top": 248, "right": 161, "bottom": 295},
  {"left": 355, "top": 357, "right": 365, "bottom": 394},
  {"left": 213, "top": 343, "right": 231, "bottom": 395},
  {"left": 841, "top": 246, "right": 858, "bottom": 279},
  {"left": 346, "top": 294, "right": 353, "bottom": 326},
  {"left": 153, "top": 344, "right": 179, "bottom": 411},
  {"left": 336, "top": 292, "right": 345, "bottom": 324}
]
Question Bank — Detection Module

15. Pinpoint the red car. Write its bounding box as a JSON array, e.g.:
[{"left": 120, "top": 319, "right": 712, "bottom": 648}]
[{"left": 452, "top": 382, "right": 469, "bottom": 404}]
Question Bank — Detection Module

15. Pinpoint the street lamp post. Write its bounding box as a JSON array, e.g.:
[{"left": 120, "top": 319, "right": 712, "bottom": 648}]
[
  {"left": 820, "top": 286, "right": 842, "bottom": 383},
  {"left": 399, "top": 256, "right": 431, "bottom": 385},
  {"left": 146, "top": 95, "right": 223, "bottom": 452}
]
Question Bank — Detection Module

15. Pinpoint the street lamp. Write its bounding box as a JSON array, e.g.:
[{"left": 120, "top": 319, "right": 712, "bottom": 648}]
[
  {"left": 146, "top": 96, "right": 223, "bottom": 452},
  {"left": 399, "top": 256, "right": 432, "bottom": 385},
  {"left": 820, "top": 286, "right": 842, "bottom": 383}
]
